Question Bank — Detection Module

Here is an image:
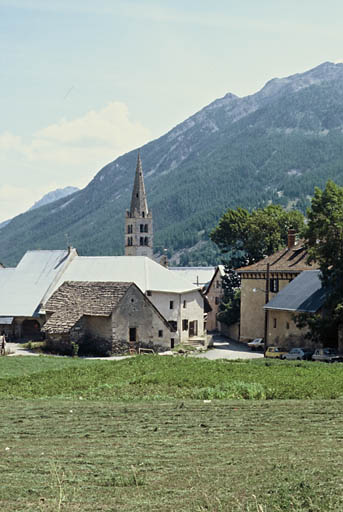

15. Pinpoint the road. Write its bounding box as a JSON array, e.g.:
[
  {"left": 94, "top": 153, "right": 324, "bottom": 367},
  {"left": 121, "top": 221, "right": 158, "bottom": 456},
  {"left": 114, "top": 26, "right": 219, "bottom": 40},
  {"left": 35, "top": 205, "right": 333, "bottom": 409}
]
[{"left": 196, "top": 334, "right": 264, "bottom": 360}]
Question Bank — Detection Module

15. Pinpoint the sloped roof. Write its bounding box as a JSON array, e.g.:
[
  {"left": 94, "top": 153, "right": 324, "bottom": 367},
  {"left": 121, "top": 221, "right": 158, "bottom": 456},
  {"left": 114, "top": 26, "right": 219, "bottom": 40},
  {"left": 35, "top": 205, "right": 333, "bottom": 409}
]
[
  {"left": 264, "top": 270, "right": 325, "bottom": 313},
  {"left": 169, "top": 266, "right": 216, "bottom": 287},
  {"left": 0, "top": 250, "right": 73, "bottom": 317},
  {"left": 48, "top": 256, "right": 199, "bottom": 299},
  {"left": 237, "top": 241, "right": 317, "bottom": 273},
  {"left": 206, "top": 265, "right": 225, "bottom": 293},
  {"left": 45, "top": 281, "right": 133, "bottom": 316},
  {"left": 44, "top": 281, "right": 133, "bottom": 334}
]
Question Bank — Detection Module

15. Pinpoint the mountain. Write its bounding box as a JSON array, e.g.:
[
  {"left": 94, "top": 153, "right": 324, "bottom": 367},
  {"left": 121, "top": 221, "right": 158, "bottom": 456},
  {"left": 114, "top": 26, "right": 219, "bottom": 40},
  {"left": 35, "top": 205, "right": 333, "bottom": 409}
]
[
  {"left": 29, "top": 187, "right": 79, "bottom": 211},
  {"left": 2, "top": 61, "right": 343, "bottom": 267},
  {"left": 0, "top": 186, "right": 79, "bottom": 232}
]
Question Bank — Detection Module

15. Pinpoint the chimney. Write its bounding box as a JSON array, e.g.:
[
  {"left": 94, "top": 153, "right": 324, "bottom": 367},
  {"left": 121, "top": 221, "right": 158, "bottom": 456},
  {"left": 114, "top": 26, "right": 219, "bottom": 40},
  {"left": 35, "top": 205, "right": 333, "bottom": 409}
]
[{"left": 287, "top": 229, "right": 296, "bottom": 249}]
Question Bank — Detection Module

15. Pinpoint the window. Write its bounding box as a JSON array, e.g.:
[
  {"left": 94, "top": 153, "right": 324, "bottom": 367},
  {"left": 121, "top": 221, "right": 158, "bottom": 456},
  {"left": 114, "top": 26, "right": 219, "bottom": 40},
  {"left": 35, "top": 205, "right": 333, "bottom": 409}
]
[
  {"left": 158, "top": 330, "right": 163, "bottom": 338},
  {"left": 182, "top": 319, "right": 188, "bottom": 331},
  {"left": 140, "top": 224, "right": 144, "bottom": 233},
  {"left": 169, "top": 300, "right": 174, "bottom": 309},
  {"left": 129, "top": 328, "right": 136, "bottom": 342},
  {"left": 215, "top": 297, "right": 220, "bottom": 305},
  {"left": 140, "top": 237, "right": 144, "bottom": 246},
  {"left": 170, "top": 338, "right": 175, "bottom": 349},
  {"left": 144, "top": 237, "right": 149, "bottom": 246},
  {"left": 128, "top": 225, "right": 133, "bottom": 234},
  {"left": 146, "top": 290, "right": 152, "bottom": 296},
  {"left": 270, "top": 279, "right": 279, "bottom": 293},
  {"left": 273, "top": 318, "right": 277, "bottom": 328},
  {"left": 144, "top": 224, "right": 148, "bottom": 233},
  {"left": 128, "top": 237, "right": 133, "bottom": 246},
  {"left": 142, "top": 211, "right": 145, "bottom": 218},
  {"left": 183, "top": 300, "right": 186, "bottom": 308},
  {"left": 168, "top": 321, "right": 177, "bottom": 332}
]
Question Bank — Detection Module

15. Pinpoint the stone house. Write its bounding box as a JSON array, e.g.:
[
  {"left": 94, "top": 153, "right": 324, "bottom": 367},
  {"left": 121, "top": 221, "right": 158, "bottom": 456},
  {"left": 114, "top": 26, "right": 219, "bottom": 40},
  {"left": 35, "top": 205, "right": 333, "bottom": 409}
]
[
  {"left": 46, "top": 255, "right": 206, "bottom": 345},
  {"left": 264, "top": 270, "right": 325, "bottom": 349},
  {"left": 43, "top": 281, "right": 173, "bottom": 354},
  {"left": 237, "top": 231, "right": 318, "bottom": 343}
]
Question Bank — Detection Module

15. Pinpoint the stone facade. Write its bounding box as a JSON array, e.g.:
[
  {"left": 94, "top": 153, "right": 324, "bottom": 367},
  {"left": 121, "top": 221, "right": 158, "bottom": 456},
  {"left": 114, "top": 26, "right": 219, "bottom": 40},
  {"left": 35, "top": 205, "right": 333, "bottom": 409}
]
[
  {"left": 125, "top": 152, "right": 153, "bottom": 258},
  {"left": 43, "top": 281, "right": 173, "bottom": 355}
]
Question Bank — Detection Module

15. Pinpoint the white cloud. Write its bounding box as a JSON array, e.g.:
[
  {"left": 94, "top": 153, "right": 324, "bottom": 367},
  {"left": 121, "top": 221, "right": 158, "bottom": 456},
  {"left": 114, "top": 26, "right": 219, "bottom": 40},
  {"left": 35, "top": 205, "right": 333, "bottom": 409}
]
[{"left": 0, "top": 102, "right": 151, "bottom": 222}]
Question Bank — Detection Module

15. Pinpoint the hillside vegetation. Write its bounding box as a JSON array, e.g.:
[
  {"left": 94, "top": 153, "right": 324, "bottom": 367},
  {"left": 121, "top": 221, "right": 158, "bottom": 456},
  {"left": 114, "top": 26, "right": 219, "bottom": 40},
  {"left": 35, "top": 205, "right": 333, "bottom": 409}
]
[{"left": 2, "top": 62, "right": 343, "bottom": 266}]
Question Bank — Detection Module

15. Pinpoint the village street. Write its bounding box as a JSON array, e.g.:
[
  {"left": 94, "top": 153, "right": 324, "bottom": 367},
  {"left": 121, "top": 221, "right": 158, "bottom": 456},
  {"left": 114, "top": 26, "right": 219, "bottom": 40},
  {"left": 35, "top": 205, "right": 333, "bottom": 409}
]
[
  {"left": 196, "top": 334, "right": 264, "bottom": 360},
  {"left": 5, "top": 335, "right": 263, "bottom": 360}
]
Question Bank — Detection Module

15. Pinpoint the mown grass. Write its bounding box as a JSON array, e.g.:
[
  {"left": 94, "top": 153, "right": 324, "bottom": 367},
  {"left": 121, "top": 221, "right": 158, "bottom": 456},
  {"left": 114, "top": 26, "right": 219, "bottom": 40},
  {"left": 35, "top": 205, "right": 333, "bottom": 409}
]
[
  {"left": 1, "top": 400, "right": 343, "bottom": 511},
  {"left": 1, "top": 355, "right": 343, "bottom": 400}
]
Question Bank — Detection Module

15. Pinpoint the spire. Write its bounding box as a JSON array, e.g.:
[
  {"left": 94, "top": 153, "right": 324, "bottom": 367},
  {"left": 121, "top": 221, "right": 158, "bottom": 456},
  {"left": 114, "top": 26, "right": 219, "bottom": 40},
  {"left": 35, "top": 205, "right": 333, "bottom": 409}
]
[{"left": 129, "top": 151, "right": 149, "bottom": 216}]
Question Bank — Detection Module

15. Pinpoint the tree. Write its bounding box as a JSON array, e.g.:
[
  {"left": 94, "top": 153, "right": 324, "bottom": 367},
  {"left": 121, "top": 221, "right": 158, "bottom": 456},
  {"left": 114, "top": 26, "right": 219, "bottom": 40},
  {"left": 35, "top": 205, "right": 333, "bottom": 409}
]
[
  {"left": 211, "top": 204, "right": 305, "bottom": 266},
  {"left": 217, "top": 265, "right": 241, "bottom": 326},
  {"left": 302, "top": 180, "right": 343, "bottom": 344},
  {"left": 211, "top": 204, "right": 304, "bottom": 327}
]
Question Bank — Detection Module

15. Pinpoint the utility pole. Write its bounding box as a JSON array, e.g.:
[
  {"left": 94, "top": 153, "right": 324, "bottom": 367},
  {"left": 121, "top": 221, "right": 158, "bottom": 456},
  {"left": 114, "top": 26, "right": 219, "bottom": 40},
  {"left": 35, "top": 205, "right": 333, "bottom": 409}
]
[{"left": 264, "top": 263, "right": 270, "bottom": 355}]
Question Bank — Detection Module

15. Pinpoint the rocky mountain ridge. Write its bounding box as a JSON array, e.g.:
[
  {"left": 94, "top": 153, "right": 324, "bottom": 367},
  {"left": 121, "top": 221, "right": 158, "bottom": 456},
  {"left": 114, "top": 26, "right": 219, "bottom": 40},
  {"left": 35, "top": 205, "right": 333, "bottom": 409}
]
[{"left": 2, "top": 61, "right": 343, "bottom": 266}]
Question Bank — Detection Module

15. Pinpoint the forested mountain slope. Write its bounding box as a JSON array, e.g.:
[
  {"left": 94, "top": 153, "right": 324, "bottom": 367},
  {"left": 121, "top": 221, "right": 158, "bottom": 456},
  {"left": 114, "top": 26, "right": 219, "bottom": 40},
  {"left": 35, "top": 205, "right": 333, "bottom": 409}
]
[{"left": 2, "top": 62, "right": 343, "bottom": 266}]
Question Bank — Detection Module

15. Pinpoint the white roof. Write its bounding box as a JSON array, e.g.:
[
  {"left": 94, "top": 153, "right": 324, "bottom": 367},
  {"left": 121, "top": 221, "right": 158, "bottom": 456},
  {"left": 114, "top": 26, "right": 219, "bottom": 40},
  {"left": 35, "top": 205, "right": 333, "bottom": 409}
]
[
  {"left": 0, "top": 250, "right": 71, "bottom": 317},
  {"left": 48, "top": 256, "right": 200, "bottom": 300},
  {"left": 169, "top": 267, "right": 216, "bottom": 287}
]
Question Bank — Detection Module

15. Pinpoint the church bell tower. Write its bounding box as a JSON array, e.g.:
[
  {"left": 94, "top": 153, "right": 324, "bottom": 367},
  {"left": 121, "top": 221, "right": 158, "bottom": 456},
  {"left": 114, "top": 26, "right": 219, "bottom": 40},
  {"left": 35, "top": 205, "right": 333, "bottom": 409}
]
[{"left": 125, "top": 152, "right": 153, "bottom": 258}]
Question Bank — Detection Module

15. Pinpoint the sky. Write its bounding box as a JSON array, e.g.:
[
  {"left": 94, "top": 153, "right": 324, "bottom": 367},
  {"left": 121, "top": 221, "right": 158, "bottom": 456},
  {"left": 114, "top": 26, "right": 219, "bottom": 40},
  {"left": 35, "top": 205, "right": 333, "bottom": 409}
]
[{"left": 1, "top": 0, "right": 343, "bottom": 222}]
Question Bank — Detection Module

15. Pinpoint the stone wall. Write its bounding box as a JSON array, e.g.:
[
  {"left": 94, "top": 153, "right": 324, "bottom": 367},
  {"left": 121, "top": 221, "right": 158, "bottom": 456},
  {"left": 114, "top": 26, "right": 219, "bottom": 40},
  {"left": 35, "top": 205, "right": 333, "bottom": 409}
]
[{"left": 111, "top": 285, "right": 172, "bottom": 352}]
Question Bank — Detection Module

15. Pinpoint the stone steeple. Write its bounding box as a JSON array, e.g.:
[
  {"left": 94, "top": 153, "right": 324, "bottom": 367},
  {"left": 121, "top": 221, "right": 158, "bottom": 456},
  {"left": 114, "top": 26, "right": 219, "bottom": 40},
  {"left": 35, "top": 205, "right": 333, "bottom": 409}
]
[
  {"left": 125, "top": 152, "right": 153, "bottom": 258},
  {"left": 129, "top": 151, "right": 149, "bottom": 217}
]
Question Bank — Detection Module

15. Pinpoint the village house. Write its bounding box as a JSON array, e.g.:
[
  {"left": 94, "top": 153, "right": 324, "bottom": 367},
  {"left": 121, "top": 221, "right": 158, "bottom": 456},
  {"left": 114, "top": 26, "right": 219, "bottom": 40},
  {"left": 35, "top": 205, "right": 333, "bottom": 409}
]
[
  {"left": 44, "top": 255, "right": 206, "bottom": 345},
  {"left": 264, "top": 270, "right": 326, "bottom": 349},
  {"left": 205, "top": 265, "right": 225, "bottom": 331},
  {"left": 43, "top": 281, "right": 173, "bottom": 354},
  {"left": 237, "top": 230, "right": 318, "bottom": 344}
]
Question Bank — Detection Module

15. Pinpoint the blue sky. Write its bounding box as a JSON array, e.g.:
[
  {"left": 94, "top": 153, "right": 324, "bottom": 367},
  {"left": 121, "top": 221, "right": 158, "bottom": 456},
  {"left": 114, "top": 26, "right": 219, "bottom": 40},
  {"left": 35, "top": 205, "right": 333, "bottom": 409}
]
[{"left": 1, "top": 0, "right": 343, "bottom": 222}]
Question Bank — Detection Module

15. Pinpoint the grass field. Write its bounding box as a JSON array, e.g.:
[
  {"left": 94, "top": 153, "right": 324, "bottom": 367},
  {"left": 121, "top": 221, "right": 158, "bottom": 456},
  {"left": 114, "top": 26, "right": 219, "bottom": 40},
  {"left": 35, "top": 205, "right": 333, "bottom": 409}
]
[
  {"left": 2, "top": 355, "right": 343, "bottom": 400},
  {"left": 1, "top": 356, "right": 343, "bottom": 511}
]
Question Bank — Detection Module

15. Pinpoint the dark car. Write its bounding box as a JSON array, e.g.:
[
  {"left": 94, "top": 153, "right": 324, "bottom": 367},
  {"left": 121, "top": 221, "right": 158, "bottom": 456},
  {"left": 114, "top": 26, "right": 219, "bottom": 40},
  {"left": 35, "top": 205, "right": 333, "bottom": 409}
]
[{"left": 312, "top": 348, "right": 343, "bottom": 363}]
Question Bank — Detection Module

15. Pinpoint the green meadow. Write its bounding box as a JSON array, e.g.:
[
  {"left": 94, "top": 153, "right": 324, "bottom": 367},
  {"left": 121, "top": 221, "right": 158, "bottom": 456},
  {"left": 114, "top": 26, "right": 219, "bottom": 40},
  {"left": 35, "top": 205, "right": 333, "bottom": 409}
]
[{"left": 1, "top": 356, "right": 343, "bottom": 511}]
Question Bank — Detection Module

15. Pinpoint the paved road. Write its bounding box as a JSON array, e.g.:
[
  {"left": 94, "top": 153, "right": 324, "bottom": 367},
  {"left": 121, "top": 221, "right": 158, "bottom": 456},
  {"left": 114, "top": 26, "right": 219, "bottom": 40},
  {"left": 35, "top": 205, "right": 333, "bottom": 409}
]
[{"left": 196, "top": 334, "right": 264, "bottom": 360}]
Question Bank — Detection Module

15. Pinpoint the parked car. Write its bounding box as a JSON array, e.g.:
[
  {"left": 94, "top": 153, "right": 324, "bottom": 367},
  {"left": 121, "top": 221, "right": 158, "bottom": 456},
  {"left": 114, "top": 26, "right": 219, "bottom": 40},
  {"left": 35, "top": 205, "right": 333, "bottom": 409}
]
[
  {"left": 247, "top": 338, "right": 264, "bottom": 351},
  {"left": 284, "top": 348, "right": 314, "bottom": 361},
  {"left": 265, "top": 346, "right": 288, "bottom": 359},
  {"left": 312, "top": 348, "right": 343, "bottom": 363}
]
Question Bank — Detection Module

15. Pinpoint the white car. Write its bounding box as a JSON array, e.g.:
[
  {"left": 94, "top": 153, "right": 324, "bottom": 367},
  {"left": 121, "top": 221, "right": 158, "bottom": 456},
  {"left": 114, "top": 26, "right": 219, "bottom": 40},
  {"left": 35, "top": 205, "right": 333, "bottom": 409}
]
[
  {"left": 247, "top": 338, "right": 264, "bottom": 351},
  {"left": 284, "top": 348, "right": 313, "bottom": 361}
]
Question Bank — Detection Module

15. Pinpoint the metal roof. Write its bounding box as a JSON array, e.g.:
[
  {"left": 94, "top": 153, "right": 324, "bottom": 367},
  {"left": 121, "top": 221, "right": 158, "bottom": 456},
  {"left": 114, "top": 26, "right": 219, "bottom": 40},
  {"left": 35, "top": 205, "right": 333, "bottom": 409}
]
[
  {"left": 0, "top": 250, "right": 72, "bottom": 317},
  {"left": 264, "top": 270, "right": 325, "bottom": 313},
  {"left": 169, "top": 267, "right": 216, "bottom": 287},
  {"left": 48, "top": 256, "right": 200, "bottom": 300}
]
